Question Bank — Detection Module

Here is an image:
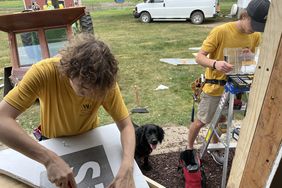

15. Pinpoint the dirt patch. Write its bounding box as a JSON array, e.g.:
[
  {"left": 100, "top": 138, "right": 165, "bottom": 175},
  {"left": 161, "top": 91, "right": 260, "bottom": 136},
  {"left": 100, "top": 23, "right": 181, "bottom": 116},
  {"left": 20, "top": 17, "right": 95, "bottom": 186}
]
[
  {"left": 153, "top": 119, "right": 240, "bottom": 155},
  {"left": 150, "top": 126, "right": 188, "bottom": 155},
  {"left": 150, "top": 125, "right": 221, "bottom": 155},
  {"left": 141, "top": 149, "right": 235, "bottom": 188}
]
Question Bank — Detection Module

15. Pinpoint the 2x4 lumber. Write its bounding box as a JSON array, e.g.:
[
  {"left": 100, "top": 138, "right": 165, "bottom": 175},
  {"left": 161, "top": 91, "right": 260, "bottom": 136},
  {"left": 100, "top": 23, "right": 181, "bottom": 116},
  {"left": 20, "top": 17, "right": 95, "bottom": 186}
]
[
  {"left": 227, "top": 0, "right": 282, "bottom": 187},
  {"left": 144, "top": 175, "right": 166, "bottom": 188}
]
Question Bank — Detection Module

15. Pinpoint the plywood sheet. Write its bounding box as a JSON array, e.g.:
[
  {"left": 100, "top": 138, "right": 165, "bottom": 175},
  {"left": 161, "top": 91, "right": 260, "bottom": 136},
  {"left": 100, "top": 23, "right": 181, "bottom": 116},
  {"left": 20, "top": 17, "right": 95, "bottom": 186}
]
[
  {"left": 239, "top": 36, "right": 282, "bottom": 188},
  {"left": 228, "top": 0, "right": 282, "bottom": 186},
  {"left": 160, "top": 58, "right": 197, "bottom": 66}
]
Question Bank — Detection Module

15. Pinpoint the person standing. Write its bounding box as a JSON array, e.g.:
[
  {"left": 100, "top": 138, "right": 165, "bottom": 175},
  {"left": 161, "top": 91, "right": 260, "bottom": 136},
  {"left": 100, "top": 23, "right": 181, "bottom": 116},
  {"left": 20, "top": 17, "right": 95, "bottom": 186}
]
[{"left": 186, "top": 0, "right": 270, "bottom": 165}]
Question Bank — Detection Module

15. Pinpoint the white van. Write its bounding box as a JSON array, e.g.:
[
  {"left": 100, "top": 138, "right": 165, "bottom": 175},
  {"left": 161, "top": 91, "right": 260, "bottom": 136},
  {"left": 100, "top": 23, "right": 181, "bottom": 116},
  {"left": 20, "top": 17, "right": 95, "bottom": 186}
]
[
  {"left": 133, "top": 0, "right": 218, "bottom": 24},
  {"left": 225, "top": 0, "right": 251, "bottom": 19}
]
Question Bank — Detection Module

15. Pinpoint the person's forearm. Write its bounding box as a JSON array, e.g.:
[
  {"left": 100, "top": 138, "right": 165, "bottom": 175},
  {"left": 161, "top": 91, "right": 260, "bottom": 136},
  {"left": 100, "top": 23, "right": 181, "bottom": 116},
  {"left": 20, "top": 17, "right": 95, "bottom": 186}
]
[
  {"left": 0, "top": 116, "right": 77, "bottom": 187},
  {"left": 196, "top": 51, "right": 215, "bottom": 68},
  {"left": 117, "top": 117, "right": 135, "bottom": 168},
  {"left": 120, "top": 126, "right": 135, "bottom": 167},
  {"left": 0, "top": 116, "right": 56, "bottom": 166},
  {"left": 196, "top": 50, "right": 234, "bottom": 73},
  {"left": 108, "top": 117, "right": 136, "bottom": 188}
]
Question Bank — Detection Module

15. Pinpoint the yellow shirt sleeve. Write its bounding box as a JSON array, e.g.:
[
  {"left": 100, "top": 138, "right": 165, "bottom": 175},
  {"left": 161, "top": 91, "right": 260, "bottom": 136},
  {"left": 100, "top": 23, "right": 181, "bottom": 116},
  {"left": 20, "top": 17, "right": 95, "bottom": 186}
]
[
  {"left": 201, "top": 26, "right": 223, "bottom": 54},
  {"left": 102, "top": 83, "right": 129, "bottom": 122},
  {"left": 4, "top": 64, "right": 42, "bottom": 112}
]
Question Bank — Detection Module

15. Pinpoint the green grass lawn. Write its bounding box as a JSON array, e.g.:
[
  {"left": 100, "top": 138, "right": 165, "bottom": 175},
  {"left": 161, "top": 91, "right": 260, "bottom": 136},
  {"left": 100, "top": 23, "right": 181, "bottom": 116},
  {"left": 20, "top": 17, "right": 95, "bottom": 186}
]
[
  {"left": 0, "top": 0, "right": 236, "bottom": 133},
  {"left": 93, "top": 7, "right": 209, "bottom": 126}
]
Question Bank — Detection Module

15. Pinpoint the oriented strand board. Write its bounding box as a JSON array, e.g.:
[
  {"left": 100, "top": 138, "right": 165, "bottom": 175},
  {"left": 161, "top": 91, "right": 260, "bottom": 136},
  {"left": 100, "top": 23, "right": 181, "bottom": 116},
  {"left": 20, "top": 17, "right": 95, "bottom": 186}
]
[
  {"left": 0, "top": 124, "right": 149, "bottom": 188},
  {"left": 239, "top": 35, "right": 282, "bottom": 188},
  {"left": 227, "top": 0, "right": 282, "bottom": 187}
]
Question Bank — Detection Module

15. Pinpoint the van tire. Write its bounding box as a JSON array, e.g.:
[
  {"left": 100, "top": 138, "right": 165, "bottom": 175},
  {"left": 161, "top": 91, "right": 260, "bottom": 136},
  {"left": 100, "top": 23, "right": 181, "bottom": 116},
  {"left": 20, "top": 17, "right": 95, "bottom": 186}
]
[
  {"left": 191, "top": 11, "right": 204, "bottom": 24},
  {"left": 140, "top": 12, "right": 151, "bottom": 23}
]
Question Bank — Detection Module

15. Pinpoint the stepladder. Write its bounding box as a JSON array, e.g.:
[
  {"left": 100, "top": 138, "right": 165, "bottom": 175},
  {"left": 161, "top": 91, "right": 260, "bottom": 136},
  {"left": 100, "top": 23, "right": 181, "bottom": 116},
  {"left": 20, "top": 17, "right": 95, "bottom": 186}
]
[{"left": 199, "top": 74, "right": 253, "bottom": 188}]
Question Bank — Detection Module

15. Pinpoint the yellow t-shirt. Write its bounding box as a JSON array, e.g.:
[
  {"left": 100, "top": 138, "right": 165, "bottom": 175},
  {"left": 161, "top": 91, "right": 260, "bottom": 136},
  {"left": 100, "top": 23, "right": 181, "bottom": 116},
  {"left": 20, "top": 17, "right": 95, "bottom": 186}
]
[
  {"left": 4, "top": 58, "right": 129, "bottom": 138},
  {"left": 201, "top": 22, "right": 261, "bottom": 96}
]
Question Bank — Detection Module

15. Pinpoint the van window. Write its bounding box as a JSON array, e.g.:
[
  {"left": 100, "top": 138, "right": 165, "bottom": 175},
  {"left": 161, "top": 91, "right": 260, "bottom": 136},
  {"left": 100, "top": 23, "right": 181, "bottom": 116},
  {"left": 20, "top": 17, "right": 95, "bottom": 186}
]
[{"left": 148, "top": 0, "right": 164, "bottom": 3}]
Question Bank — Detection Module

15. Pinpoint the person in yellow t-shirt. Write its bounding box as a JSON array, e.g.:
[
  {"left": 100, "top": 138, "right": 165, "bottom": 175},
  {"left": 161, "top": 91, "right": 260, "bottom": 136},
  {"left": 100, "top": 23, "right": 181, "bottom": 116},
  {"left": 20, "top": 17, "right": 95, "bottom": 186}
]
[
  {"left": 46, "top": 0, "right": 55, "bottom": 10},
  {"left": 0, "top": 34, "right": 136, "bottom": 188},
  {"left": 185, "top": 0, "right": 270, "bottom": 165}
]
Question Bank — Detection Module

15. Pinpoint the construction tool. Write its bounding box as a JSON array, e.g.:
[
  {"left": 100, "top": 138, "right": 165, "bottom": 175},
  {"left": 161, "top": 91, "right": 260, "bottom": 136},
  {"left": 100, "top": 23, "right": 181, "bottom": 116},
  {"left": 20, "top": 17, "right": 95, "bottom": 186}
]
[
  {"left": 0, "top": 77, "right": 3, "bottom": 89},
  {"left": 232, "top": 127, "right": 240, "bottom": 141},
  {"left": 131, "top": 85, "right": 149, "bottom": 113},
  {"left": 190, "top": 74, "right": 205, "bottom": 122},
  {"left": 191, "top": 94, "right": 196, "bottom": 122}
]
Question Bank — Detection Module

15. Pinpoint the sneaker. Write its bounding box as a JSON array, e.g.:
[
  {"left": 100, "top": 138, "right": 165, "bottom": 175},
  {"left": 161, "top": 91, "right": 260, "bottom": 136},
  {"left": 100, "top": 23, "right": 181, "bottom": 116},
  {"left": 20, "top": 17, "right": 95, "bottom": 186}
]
[{"left": 208, "top": 150, "right": 224, "bottom": 165}]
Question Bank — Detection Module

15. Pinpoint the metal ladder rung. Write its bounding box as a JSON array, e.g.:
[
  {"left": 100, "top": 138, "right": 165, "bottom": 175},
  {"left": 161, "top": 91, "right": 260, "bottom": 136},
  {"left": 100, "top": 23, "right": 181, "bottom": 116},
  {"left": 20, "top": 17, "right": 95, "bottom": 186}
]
[{"left": 207, "top": 142, "right": 237, "bottom": 150}]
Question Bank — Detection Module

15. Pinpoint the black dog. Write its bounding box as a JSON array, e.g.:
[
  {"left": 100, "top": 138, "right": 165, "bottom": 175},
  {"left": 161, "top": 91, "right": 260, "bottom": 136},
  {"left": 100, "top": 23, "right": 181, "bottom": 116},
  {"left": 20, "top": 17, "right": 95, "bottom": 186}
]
[{"left": 133, "top": 123, "right": 165, "bottom": 171}]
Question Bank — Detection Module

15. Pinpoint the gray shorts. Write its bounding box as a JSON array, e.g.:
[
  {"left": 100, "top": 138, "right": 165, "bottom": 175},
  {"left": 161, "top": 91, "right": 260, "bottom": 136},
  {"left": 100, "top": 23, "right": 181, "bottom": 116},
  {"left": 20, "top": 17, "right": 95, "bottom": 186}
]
[{"left": 197, "top": 92, "right": 224, "bottom": 124}]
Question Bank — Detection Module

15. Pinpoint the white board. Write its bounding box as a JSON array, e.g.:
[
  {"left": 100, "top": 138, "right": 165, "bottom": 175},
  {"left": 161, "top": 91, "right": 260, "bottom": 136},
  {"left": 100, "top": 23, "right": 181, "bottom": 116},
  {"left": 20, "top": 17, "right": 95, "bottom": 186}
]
[
  {"left": 0, "top": 124, "right": 149, "bottom": 188},
  {"left": 160, "top": 58, "right": 198, "bottom": 66}
]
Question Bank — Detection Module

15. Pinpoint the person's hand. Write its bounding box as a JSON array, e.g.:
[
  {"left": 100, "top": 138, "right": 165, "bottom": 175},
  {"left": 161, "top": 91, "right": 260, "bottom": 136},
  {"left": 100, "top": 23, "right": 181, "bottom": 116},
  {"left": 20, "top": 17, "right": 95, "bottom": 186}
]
[
  {"left": 241, "top": 48, "right": 255, "bottom": 61},
  {"left": 214, "top": 61, "right": 233, "bottom": 74},
  {"left": 45, "top": 152, "right": 77, "bottom": 188},
  {"left": 241, "top": 47, "right": 252, "bottom": 54},
  {"left": 107, "top": 165, "right": 135, "bottom": 188}
]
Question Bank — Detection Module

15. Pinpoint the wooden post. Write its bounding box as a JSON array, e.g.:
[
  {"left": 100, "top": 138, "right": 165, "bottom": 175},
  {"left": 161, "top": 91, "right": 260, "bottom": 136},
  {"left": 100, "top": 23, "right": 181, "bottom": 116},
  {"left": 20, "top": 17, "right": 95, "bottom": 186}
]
[
  {"left": 227, "top": 0, "right": 282, "bottom": 187},
  {"left": 8, "top": 32, "right": 19, "bottom": 69},
  {"left": 38, "top": 28, "right": 50, "bottom": 59}
]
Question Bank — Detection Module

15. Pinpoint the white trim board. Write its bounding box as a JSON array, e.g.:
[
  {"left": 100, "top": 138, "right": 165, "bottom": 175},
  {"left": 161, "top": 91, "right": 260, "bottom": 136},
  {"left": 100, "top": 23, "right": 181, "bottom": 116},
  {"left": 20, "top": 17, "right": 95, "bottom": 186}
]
[{"left": 160, "top": 58, "right": 198, "bottom": 66}]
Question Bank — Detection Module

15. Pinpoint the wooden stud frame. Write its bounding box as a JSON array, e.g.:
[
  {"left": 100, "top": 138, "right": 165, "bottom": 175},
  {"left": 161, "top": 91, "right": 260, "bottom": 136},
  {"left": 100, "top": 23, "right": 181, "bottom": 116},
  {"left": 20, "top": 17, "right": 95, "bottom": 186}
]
[{"left": 228, "top": 0, "right": 282, "bottom": 187}]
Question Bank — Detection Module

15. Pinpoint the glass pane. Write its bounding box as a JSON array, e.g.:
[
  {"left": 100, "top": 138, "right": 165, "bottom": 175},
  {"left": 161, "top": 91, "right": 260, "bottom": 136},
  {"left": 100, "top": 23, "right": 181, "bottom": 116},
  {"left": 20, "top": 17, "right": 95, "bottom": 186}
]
[
  {"left": 151, "top": 0, "right": 163, "bottom": 3},
  {"left": 45, "top": 28, "right": 68, "bottom": 57},
  {"left": 150, "top": 0, "right": 164, "bottom": 3},
  {"left": 16, "top": 32, "right": 42, "bottom": 66}
]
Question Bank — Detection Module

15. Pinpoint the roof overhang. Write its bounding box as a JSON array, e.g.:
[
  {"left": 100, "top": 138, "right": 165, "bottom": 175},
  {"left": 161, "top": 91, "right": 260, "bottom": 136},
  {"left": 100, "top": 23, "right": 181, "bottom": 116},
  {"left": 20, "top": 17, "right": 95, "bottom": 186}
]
[{"left": 0, "top": 7, "right": 86, "bottom": 33}]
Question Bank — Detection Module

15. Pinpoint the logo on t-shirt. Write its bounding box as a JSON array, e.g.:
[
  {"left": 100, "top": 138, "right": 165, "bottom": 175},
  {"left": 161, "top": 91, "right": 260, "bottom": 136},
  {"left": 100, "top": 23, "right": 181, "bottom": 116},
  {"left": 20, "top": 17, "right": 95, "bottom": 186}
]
[{"left": 81, "top": 103, "right": 93, "bottom": 114}]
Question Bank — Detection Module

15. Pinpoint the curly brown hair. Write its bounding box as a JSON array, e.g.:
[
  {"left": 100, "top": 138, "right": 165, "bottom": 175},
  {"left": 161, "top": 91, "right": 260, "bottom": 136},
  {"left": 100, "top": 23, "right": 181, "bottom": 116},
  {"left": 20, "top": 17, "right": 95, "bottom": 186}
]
[{"left": 58, "top": 33, "right": 118, "bottom": 94}]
